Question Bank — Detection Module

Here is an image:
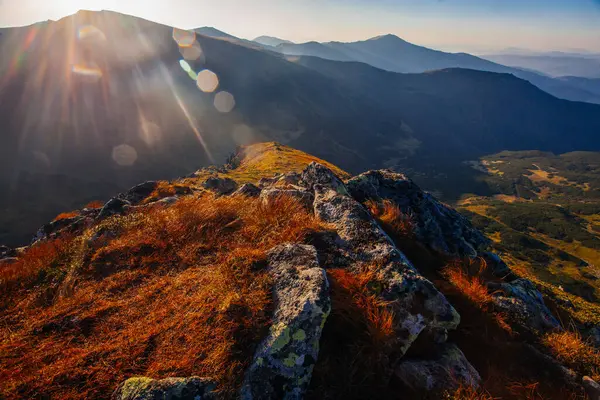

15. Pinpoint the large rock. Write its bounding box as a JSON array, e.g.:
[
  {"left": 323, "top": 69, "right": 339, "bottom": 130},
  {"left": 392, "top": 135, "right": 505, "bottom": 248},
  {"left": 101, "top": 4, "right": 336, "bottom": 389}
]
[
  {"left": 234, "top": 183, "right": 262, "bottom": 198},
  {"left": 583, "top": 376, "right": 600, "bottom": 400},
  {"left": 395, "top": 344, "right": 481, "bottom": 392},
  {"left": 97, "top": 197, "right": 131, "bottom": 220},
  {"left": 112, "top": 377, "right": 216, "bottom": 400},
  {"left": 489, "top": 278, "right": 560, "bottom": 333},
  {"left": 117, "top": 181, "right": 158, "bottom": 206},
  {"left": 300, "top": 163, "right": 461, "bottom": 356},
  {"left": 202, "top": 177, "right": 238, "bottom": 195},
  {"left": 346, "top": 170, "right": 489, "bottom": 258},
  {"left": 241, "top": 244, "right": 330, "bottom": 400},
  {"left": 0, "top": 245, "right": 17, "bottom": 259}
]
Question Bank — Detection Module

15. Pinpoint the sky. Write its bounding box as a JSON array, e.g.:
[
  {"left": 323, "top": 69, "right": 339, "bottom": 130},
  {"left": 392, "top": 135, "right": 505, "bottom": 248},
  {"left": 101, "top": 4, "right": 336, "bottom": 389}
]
[{"left": 1, "top": 0, "right": 600, "bottom": 53}]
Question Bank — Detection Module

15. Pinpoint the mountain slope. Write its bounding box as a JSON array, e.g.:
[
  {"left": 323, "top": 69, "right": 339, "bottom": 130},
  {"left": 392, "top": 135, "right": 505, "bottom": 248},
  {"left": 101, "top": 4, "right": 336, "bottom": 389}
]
[
  {"left": 276, "top": 34, "right": 600, "bottom": 104},
  {"left": 2, "top": 10, "right": 600, "bottom": 247},
  {"left": 1, "top": 143, "right": 597, "bottom": 399},
  {"left": 253, "top": 35, "right": 293, "bottom": 47}
]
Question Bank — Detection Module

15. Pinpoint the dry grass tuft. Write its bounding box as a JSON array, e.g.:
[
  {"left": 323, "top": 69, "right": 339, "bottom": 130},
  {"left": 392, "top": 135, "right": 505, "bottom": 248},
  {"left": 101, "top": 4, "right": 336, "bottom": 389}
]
[
  {"left": 0, "top": 235, "right": 75, "bottom": 305},
  {"left": 366, "top": 200, "right": 414, "bottom": 238},
  {"left": 0, "top": 193, "right": 327, "bottom": 399},
  {"left": 141, "top": 181, "right": 179, "bottom": 204},
  {"left": 84, "top": 200, "right": 104, "bottom": 209},
  {"left": 543, "top": 330, "right": 600, "bottom": 380},
  {"left": 53, "top": 211, "right": 80, "bottom": 222},
  {"left": 442, "top": 260, "right": 494, "bottom": 310},
  {"left": 308, "top": 266, "right": 399, "bottom": 399}
]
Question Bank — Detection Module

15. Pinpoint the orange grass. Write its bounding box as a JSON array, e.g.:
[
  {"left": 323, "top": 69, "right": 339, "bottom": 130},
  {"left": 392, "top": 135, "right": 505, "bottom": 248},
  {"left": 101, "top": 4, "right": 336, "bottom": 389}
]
[
  {"left": 53, "top": 210, "right": 80, "bottom": 222},
  {"left": 366, "top": 200, "right": 414, "bottom": 238},
  {"left": 543, "top": 330, "right": 600, "bottom": 380},
  {"left": 442, "top": 261, "right": 494, "bottom": 309},
  {"left": 0, "top": 194, "right": 326, "bottom": 399},
  {"left": 308, "top": 267, "right": 398, "bottom": 399},
  {"left": 84, "top": 200, "right": 104, "bottom": 209}
]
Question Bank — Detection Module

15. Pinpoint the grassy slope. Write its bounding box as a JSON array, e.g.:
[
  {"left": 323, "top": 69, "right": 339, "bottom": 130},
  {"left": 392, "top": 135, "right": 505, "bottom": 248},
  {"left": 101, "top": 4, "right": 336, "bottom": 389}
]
[
  {"left": 460, "top": 150, "right": 600, "bottom": 326},
  {"left": 178, "top": 142, "right": 350, "bottom": 189}
]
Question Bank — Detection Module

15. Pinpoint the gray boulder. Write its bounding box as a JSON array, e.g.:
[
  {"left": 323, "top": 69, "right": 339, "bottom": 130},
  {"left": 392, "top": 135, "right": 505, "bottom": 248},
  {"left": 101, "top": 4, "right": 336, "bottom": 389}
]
[
  {"left": 300, "top": 163, "right": 461, "bottom": 356},
  {"left": 395, "top": 344, "right": 481, "bottom": 392},
  {"left": 490, "top": 278, "right": 560, "bottom": 333},
  {"left": 241, "top": 244, "right": 330, "bottom": 400},
  {"left": 112, "top": 377, "right": 216, "bottom": 400},
  {"left": 480, "top": 251, "right": 517, "bottom": 281},
  {"left": 118, "top": 181, "right": 158, "bottom": 205},
  {"left": 235, "top": 183, "right": 262, "bottom": 197},
  {"left": 0, "top": 245, "right": 16, "bottom": 259},
  {"left": 346, "top": 169, "right": 489, "bottom": 258},
  {"left": 583, "top": 376, "right": 600, "bottom": 400},
  {"left": 97, "top": 197, "right": 131, "bottom": 220},
  {"left": 202, "top": 177, "right": 238, "bottom": 195}
]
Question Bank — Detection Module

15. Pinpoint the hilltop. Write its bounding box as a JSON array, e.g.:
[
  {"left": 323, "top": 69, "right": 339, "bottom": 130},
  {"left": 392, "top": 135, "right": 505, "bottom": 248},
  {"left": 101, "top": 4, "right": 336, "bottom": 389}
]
[{"left": 1, "top": 143, "right": 599, "bottom": 400}]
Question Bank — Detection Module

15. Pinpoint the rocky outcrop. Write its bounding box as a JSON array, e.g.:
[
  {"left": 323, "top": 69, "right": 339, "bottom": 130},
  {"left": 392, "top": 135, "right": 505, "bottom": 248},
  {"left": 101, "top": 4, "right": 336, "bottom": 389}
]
[
  {"left": 489, "top": 278, "right": 561, "bottom": 333},
  {"left": 97, "top": 198, "right": 130, "bottom": 220},
  {"left": 346, "top": 170, "right": 489, "bottom": 258},
  {"left": 235, "top": 183, "right": 262, "bottom": 197},
  {"left": 112, "top": 377, "right": 216, "bottom": 400},
  {"left": 117, "top": 181, "right": 158, "bottom": 206},
  {"left": 241, "top": 244, "right": 330, "bottom": 400},
  {"left": 395, "top": 344, "right": 481, "bottom": 392},
  {"left": 300, "top": 163, "right": 460, "bottom": 358},
  {"left": 202, "top": 177, "right": 238, "bottom": 195},
  {"left": 0, "top": 245, "right": 16, "bottom": 259}
]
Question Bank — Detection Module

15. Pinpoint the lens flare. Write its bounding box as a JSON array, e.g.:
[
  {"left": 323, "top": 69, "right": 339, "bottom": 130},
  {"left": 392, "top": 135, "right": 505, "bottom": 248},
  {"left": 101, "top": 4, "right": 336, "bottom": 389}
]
[
  {"left": 77, "top": 25, "right": 107, "bottom": 42},
  {"left": 196, "top": 69, "right": 219, "bottom": 93},
  {"left": 71, "top": 64, "right": 103, "bottom": 82},
  {"left": 112, "top": 144, "right": 138, "bottom": 166},
  {"left": 179, "top": 41, "right": 204, "bottom": 61},
  {"left": 172, "top": 28, "right": 196, "bottom": 48},
  {"left": 214, "top": 91, "right": 235, "bottom": 113}
]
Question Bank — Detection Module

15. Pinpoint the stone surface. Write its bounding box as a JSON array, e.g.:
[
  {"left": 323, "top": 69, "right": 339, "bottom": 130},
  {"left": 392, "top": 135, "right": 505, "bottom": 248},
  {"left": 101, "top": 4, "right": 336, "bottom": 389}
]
[
  {"left": 490, "top": 278, "right": 561, "bottom": 333},
  {"left": 480, "top": 251, "right": 517, "bottom": 281},
  {"left": 241, "top": 244, "right": 330, "bottom": 400},
  {"left": 583, "top": 376, "right": 600, "bottom": 400},
  {"left": 202, "top": 177, "right": 238, "bottom": 195},
  {"left": 300, "top": 163, "right": 461, "bottom": 357},
  {"left": 112, "top": 377, "right": 216, "bottom": 400},
  {"left": 346, "top": 169, "right": 489, "bottom": 258},
  {"left": 97, "top": 198, "right": 131, "bottom": 220},
  {"left": 395, "top": 344, "right": 481, "bottom": 392},
  {"left": 235, "top": 183, "right": 262, "bottom": 197},
  {"left": 0, "top": 245, "right": 16, "bottom": 259},
  {"left": 117, "top": 181, "right": 158, "bottom": 206}
]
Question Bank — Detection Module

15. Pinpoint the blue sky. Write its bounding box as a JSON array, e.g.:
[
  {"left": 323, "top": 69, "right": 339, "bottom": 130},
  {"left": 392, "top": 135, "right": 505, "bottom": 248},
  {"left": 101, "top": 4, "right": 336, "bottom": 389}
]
[{"left": 1, "top": 0, "right": 599, "bottom": 52}]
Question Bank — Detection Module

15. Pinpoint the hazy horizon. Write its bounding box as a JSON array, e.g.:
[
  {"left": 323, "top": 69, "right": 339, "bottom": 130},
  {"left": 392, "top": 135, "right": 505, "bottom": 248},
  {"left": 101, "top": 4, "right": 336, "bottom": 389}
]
[{"left": 1, "top": 0, "right": 600, "bottom": 53}]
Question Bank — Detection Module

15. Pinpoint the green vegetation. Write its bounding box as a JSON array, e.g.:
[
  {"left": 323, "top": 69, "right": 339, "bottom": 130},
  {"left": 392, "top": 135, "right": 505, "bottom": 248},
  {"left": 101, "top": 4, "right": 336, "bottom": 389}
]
[{"left": 461, "top": 150, "right": 600, "bottom": 326}]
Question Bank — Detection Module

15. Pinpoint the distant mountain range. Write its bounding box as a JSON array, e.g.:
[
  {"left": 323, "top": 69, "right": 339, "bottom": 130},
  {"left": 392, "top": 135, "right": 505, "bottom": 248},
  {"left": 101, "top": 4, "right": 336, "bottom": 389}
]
[
  {"left": 2, "top": 10, "right": 600, "bottom": 246},
  {"left": 482, "top": 53, "right": 600, "bottom": 79},
  {"left": 198, "top": 29, "right": 600, "bottom": 104}
]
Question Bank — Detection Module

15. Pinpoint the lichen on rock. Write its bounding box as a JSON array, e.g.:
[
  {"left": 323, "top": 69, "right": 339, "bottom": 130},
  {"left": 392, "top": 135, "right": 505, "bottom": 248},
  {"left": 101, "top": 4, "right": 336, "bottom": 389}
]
[
  {"left": 240, "top": 243, "right": 331, "bottom": 400},
  {"left": 112, "top": 376, "right": 216, "bottom": 400}
]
